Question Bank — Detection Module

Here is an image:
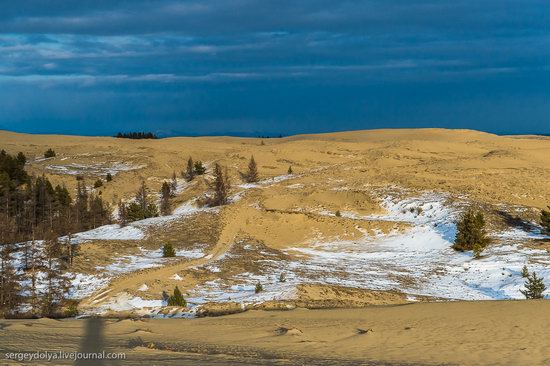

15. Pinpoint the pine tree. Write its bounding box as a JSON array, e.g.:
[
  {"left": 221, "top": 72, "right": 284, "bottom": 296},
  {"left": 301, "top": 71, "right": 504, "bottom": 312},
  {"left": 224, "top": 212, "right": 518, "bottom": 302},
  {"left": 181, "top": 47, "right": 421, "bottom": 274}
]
[
  {"left": 160, "top": 181, "right": 172, "bottom": 216},
  {"left": 94, "top": 179, "right": 103, "bottom": 189},
  {"left": 520, "top": 272, "right": 546, "bottom": 299},
  {"left": 185, "top": 157, "right": 195, "bottom": 181},
  {"left": 106, "top": 173, "right": 113, "bottom": 182},
  {"left": 243, "top": 156, "right": 259, "bottom": 183},
  {"left": 170, "top": 172, "right": 178, "bottom": 196},
  {"left": 44, "top": 148, "right": 56, "bottom": 158},
  {"left": 163, "top": 243, "right": 176, "bottom": 258},
  {"left": 522, "top": 265, "right": 529, "bottom": 278},
  {"left": 453, "top": 209, "right": 490, "bottom": 252},
  {"left": 541, "top": 207, "right": 550, "bottom": 235},
  {"left": 125, "top": 181, "right": 159, "bottom": 222},
  {"left": 210, "top": 163, "right": 231, "bottom": 206},
  {"left": 287, "top": 166, "right": 293, "bottom": 175},
  {"left": 194, "top": 161, "right": 206, "bottom": 175},
  {"left": 255, "top": 282, "right": 263, "bottom": 294},
  {"left": 167, "top": 286, "right": 186, "bottom": 306},
  {"left": 118, "top": 200, "right": 128, "bottom": 226}
]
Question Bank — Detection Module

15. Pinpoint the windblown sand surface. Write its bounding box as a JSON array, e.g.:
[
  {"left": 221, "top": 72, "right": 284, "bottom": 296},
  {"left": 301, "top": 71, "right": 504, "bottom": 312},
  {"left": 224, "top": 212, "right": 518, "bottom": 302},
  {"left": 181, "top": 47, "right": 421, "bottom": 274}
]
[
  {"left": 2, "top": 128, "right": 550, "bottom": 364},
  {"left": 2, "top": 301, "right": 550, "bottom": 365}
]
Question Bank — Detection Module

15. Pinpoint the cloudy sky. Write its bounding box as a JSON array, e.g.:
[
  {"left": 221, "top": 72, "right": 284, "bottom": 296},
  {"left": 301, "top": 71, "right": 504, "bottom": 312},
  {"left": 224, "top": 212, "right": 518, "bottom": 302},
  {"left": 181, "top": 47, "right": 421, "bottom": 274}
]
[{"left": 1, "top": 1, "right": 549, "bottom": 136}]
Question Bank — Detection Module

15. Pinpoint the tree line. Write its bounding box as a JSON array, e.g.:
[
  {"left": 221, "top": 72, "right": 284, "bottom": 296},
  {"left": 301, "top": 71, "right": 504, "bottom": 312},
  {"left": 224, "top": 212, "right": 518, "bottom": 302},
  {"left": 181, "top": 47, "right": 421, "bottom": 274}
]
[
  {"left": 0, "top": 150, "right": 112, "bottom": 317},
  {"left": 115, "top": 132, "right": 158, "bottom": 140}
]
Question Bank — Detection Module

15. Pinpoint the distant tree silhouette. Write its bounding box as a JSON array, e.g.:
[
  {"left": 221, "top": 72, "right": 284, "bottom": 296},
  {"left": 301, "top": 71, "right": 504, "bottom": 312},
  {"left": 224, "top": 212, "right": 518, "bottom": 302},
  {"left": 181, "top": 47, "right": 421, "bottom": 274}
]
[{"left": 115, "top": 132, "right": 158, "bottom": 139}]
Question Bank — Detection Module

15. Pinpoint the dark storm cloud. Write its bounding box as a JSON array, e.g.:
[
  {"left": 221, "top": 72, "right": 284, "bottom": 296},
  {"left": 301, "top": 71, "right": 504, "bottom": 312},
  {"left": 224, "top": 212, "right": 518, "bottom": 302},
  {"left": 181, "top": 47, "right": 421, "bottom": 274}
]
[{"left": 0, "top": 1, "right": 549, "bottom": 135}]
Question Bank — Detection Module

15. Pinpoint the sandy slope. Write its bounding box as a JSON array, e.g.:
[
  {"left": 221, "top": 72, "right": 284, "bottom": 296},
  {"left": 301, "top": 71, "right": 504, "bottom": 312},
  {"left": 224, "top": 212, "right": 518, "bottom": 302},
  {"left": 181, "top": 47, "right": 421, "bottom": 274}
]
[
  {"left": 1, "top": 301, "right": 550, "bottom": 365},
  {"left": 2, "top": 128, "right": 550, "bottom": 364}
]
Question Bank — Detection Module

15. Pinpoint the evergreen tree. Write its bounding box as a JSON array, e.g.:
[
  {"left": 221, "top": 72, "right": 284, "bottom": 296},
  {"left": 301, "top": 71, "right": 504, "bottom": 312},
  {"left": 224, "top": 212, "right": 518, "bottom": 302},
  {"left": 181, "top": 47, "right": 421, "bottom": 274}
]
[
  {"left": 167, "top": 286, "right": 186, "bottom": 306},
  {"left": 194, "top": 161, "right": 206, "bottom": 175},
  {"left": 243, "top": 155, "right": 259, "bottom": 183},
  {"left": 124, "top": 181, "right": 159, "bottom": 222},
  {"left": 163, "top": 243, "right": 176, "bottom": 258},
  {"left": 541, "top": 207, "right": 550, "bottom": 234},
  {"left": 453, "top": 209, "right": 490, "bottom": 252},
  {"left": 255, "top": 282, "right": 263, "bottom": 294},
  {"left": 287, "top": 166, "right": 293, "bottom": 175},
  {"left": 160, "top": 181, "right": 172, "bottom": 216},
  {"left": 210, "top": 163, "right": 231, "bottom": 206},
  {"left": 94, "top": 179, "right": 103, "bottom": 189},
  {"left": 118, "top": 200, "right": 128, "bottom": 226},
  {"left": 170, "top": 172, "right": 178, "bottom": 196},
  {"left": 522, "top": 265, "right": 529, "bottom": 278},
  {"left": 106, "top": 173, "right": 113, "bottom": 182},
  {"left": 44, "top": 148, "right": 56, "bottom": 158},
  {"left": 520, "top": 272, "right": 546, "bottom": 299},
  {"left": 185, "top": 157, "right": 195, "bottom": 181}
]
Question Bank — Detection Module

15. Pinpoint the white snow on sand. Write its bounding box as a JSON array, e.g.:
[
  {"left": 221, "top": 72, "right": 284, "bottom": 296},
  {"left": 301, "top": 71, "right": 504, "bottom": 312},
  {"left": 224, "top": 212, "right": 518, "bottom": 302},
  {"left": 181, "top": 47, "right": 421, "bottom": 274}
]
[
  {"left": 182, "top": 192, "right": 550, "bottom": 307},
  {"left": 71, "top": 224, "right": 145, "bottom": 243},
  {"left": 46, "top": 162, "right": 144, "bottom": 176}
]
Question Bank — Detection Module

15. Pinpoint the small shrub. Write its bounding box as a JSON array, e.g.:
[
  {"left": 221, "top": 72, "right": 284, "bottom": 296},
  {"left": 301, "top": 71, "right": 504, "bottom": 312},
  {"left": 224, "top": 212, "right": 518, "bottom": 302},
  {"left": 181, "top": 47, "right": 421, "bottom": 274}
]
[
  {"left": 76, "top": 175, "right": 84, "bottom": 181},
  {"left": 44, "top": 148, "right": 56, "bottom": 158},
  {"left": 163, "top": 243, "right": 176, "bottom": 258},
  {"left": 335, "top": 210, "right": 342, "bottom": 217},
  {"left": 167, "top": 286, "right": 187, "bottom": 307},
  {"left": 64, "top": 302, "right": 79, "bottom": 317},
  {"left": 287, "top": 166, "right": 293, "bottom": 175},
  {"left": 255, "top": 282, "right": 263, "bottom": 294},
  {"left": 194, "top": 161, "right": 206, "bottom": 175},
  {"left": 520, "top": 272, "right": 546, "bottom": 299},
  {"left": 522, "top": 265, "right": 529, "bottom": 278},
  {"left": 279, "top": 273, "right": 286, "bottom": 283},
  {"left": 106, "top": 173, "right": 113, "bottom": 182},
  {"left": 94, "top": 179, "right": 103, "bottom": 189}
]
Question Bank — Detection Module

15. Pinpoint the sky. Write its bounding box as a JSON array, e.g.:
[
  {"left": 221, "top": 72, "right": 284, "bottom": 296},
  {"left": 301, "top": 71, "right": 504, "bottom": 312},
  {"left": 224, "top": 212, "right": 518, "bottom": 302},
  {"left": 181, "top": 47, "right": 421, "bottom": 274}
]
[{"left": 0, "top": 1, "right": 549, "bottom": 136}]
